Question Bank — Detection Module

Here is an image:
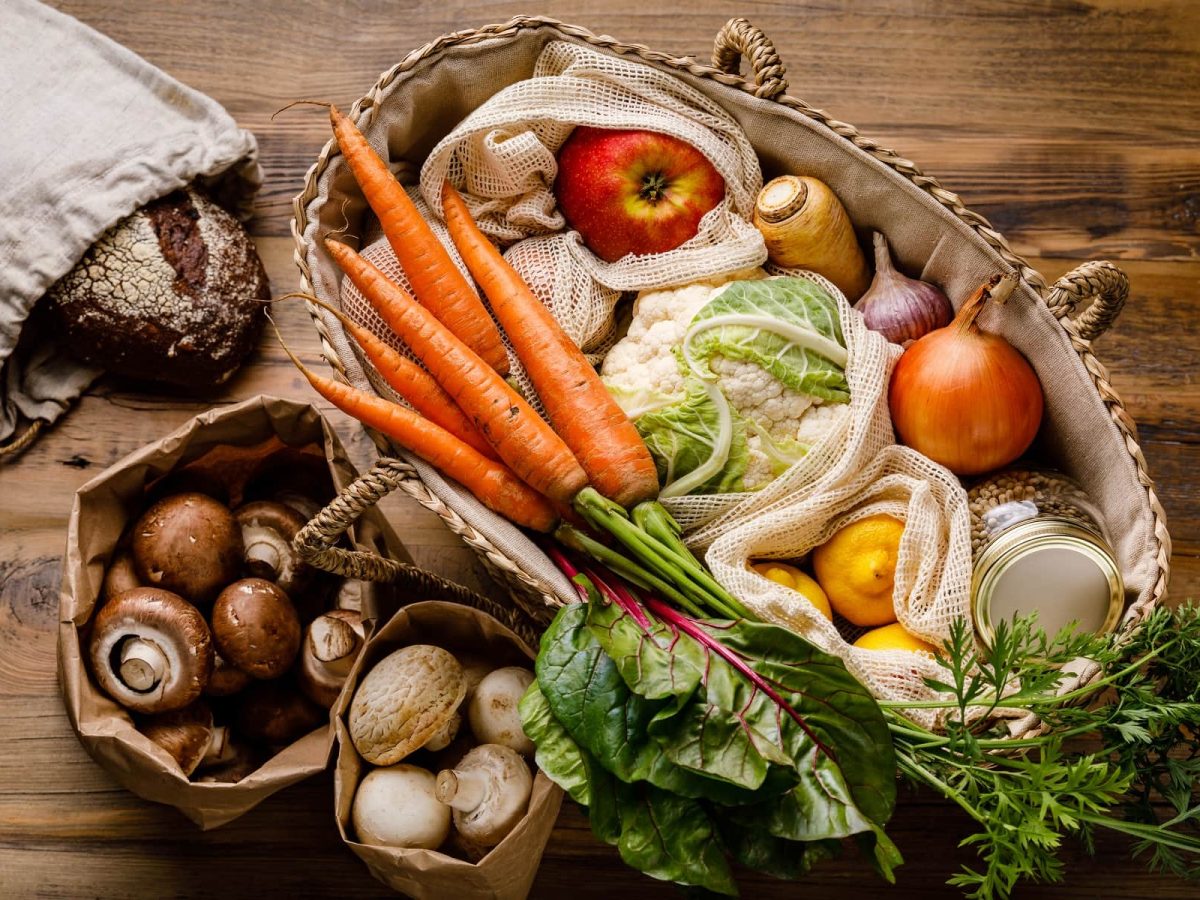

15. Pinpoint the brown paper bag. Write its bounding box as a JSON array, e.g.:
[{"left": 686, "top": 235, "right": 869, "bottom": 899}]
[
  {"left": 58, "top": 395, "right": 408, "bottom": 829},
  {"left": 333, "top": 601, "right": 563, "bottom": 900}
]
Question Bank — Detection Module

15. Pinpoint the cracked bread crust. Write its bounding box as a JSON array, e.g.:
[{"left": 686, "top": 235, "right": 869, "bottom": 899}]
[{"left": 49, "top": 187, "right": 268, "bottom": 387}]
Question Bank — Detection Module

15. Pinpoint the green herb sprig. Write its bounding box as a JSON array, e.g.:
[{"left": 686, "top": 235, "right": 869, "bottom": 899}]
[{"left": 885, "top": 603, "right": 1200, "bottom": 899}]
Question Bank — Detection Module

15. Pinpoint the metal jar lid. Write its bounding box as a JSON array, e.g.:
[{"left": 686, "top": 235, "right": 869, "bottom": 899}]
[{"left": 972, "top": 517, "right": 1124, "bottom": 647}]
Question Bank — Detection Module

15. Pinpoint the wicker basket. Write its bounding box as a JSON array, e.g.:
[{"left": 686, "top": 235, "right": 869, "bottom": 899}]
[{"left": 291, "top": 17, "right": 1169, "bottom": 679}]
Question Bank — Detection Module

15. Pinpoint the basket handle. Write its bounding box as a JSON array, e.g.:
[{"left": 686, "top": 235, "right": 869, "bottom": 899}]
[
  {"left": 1043, "top": 260, "right": 1129, "bottom": 343},
  {"left": 294, "top": 456, "right": 540, "bottom": 644},
  {"left": 712, "top": 18, "right": 789, "bottom": 100}
]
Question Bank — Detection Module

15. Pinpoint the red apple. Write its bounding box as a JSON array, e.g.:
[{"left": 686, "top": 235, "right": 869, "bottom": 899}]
[{"left": 553, "top": 127, "right": 726, "bottom": 263}]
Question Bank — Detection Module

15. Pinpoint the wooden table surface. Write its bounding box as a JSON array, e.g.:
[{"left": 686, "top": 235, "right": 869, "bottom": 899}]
[{"left": 2, "top": 1, "right": 1197, "bottom": 897}]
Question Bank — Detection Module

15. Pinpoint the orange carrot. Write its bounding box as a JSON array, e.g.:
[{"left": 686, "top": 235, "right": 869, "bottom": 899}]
[
  {"left": 324, "top": 238, "right": 589, "bottom": 506},
  {"left": 273, "top": 324, "right": 557, "bottom": 532},
  {"left": 327, "top": 104, "right": 510, "bottom": 374},
  {"left": 290, "top": 292, "right": 498, "bottom": 461},
  {"left": 441, "top": 182, "right": 660, "bottom": 508}
]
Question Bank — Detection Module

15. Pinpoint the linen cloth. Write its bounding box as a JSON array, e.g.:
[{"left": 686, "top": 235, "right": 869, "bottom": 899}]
[{"left": 0, "top": 0, "right": 261, "bottom": 448}]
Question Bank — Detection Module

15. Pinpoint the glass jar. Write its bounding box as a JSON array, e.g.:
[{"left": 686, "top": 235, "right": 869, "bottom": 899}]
[{"left": 967, "top": 467, "right": 1124, "bottom": 646}]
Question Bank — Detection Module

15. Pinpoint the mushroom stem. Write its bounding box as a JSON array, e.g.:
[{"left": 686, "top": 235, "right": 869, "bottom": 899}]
[
  {"left": 309, "top": 613, "right": 361, "bottom": 674},
  {"left": 243, "top": 537, "right": 283, "bottom": 581},
  {"left": 435, "top": 767, "right": 488, "bottom": 812},
  {"left": 201, "top": 725, "right": 234, "bottom": 768},
  {"left": 119, "top": 638, "right": 168, "bottom": 691}
]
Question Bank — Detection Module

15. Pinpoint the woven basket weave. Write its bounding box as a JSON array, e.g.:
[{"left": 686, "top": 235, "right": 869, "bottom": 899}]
[{"left": 291, "top": 17, "right": 1170, "bottom": 683}]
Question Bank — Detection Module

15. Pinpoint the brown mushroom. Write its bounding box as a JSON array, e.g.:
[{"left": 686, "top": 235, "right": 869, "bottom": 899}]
[
  {"left": 349, "top": 645, "right": 466, "bottom": 766},
  {"left": 243, "top": 449, "right": 334, "bottom": 521},
  {"left": 132, "top": 492, "right": 243, "bottom": 606},
  {"left": 89, "top": 587, "right": 213, "bottom": 713},
  {"left": 233, "top": 501, "right": 312, "bottom": 595},
  {"left": 235, "top": 679, "right": 324, "bottom": 745},
  {"left": 139, "top": 701, "right": 215, "bottom": 776},
  {"left": 435, "top": 744, "right": 533, "bottom": 847},
  {"left": 211, "top": 578, "right": 301, "bottom": 679},
  {"left": 204, "top": 652, "right": 253, "bottom": 697},
  {"left": 468, "top": 667, "right": 535, "bottom": 756},
  {"left": 297, "top": 610, "right": 365, "bottom": 708},
  {"left": 101, "top": 550, "right": 141, "bottom": 605},
  {"left": 194, "top": 740, "right": 260, "bottom": 784}
]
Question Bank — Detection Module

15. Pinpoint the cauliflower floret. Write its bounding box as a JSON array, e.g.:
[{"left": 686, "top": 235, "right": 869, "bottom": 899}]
[
  {"left": 709, "top": 356, "right": 814, "bottom": 440},
  {"left": 601, "top": 268, "right": 766, "bottom": 398}
]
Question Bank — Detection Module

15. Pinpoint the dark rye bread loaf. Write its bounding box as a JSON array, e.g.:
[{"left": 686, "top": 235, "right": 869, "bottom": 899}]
[{"left": 48, "top": 187, "right": 268, "bottom": 388}]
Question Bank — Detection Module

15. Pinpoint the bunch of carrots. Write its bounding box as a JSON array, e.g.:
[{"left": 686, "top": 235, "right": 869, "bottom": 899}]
[{"left": 283, "top": 105, "right": 660, "bottom": 531}]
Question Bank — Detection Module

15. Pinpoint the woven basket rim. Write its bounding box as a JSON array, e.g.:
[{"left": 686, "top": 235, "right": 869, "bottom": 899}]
[{"left": 289, "top": 14, "right": 1170, "bottom": 644}]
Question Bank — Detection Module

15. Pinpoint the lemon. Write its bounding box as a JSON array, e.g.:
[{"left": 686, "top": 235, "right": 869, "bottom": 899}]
[
  {"left": 811, "top": 514, "right": 905, "bottom": 626},
  {"left": 854, "top": 623, "right": 939, "bottom": 656},
  {"left": 751, "top": 561, "right": 832, "bottom": 621}
]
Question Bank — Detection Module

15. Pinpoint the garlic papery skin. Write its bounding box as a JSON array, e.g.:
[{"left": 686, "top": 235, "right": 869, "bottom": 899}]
[{"left": 855, "top": 233, "right": 952, "bottom": 346}]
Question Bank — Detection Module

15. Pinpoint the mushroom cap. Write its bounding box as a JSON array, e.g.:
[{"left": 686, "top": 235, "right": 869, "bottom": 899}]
[
  {"left": 89, "top": 587, "right": 213, "bottom": 713},
  {"left": 234, "top": 679, "right": 324, "bottom": 745},
  {"left": 438, "top": 743, "right": 533, "bottom": 847},
  {"left": 138, "top": 700, "right": 214, "bottom": 776},
  {"left": 352, "top": 764, "right": 451, "bottom": 850},
  {"left": 468, "top": 666, "right": 535, "bottom": 756},
  {"left": 101, "top": 550, "right": 141, "bottom": 605},
  {"left": 233, "top": 500, "right": 312, "bottom": 594},
  {"left": 211, "top": 578, "right": 302, "bottom": 679},
  {"left": 349, "top": 644, "right": 466, "bottom": 766},
  {"left": 132, "top": 492, "right": 243, "bottom": 606},
  {"left": 456, "top": 653, "right": 494, "bottom": 704},
  {"left": 297, "top": 610, "right": 365, "bottom": 708},
  {"left": 204, "top": 652, "right": 253, "bottom": 697},
  {"left": 195, "top": 740, "right": 260, "bottom": 784}
]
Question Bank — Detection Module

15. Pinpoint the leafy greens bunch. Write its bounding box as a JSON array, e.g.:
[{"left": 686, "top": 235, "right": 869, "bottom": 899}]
[
  {"left": 885, "top": 603, "right": 1200, "bottom": 899},
  {"left": 521, "top": 551, "right": 901, "bottom": 895}
]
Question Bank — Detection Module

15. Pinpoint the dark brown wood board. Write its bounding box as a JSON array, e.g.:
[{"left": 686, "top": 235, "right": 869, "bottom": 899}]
[{"left": 1, "top": 1, "right": 1197, "bottom": 897}]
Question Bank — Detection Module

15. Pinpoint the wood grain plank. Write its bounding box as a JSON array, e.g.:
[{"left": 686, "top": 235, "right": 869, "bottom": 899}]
[{"left": 3, "top": 2, "right": 1197, "bottom": 898}]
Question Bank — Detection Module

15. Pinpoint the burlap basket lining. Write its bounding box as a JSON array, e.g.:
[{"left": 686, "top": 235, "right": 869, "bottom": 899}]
[{"left": 291, "top": 17, "right": 1169, "bottom": 704}]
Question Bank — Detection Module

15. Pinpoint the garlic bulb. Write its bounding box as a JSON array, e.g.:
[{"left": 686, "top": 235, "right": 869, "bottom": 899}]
[{"left": 855, "top": 233, "right": 952, "bottom": 345}]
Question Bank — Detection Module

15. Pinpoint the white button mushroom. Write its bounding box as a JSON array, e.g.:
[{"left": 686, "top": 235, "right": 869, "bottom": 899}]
[
  {"left": 352, "top": 764, "right": 451, "bottom": 849},
  {"left": 435, "top": 744, "right": 533, "bottom": 847},
  {"left": 88, "top": 587, "right": 214, "bottom": 713},
  {"left": 468, "top": 667, "right": 535, "bottom": 756},
  {"left": 349, "top": 645, "right": 466, "bottom": 766},
  {"left": 297, "top": 609, "right": 365, "bottom": 708}
]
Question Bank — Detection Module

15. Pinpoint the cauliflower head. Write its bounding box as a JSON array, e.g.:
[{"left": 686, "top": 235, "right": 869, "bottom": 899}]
[{"left": 602, "top": 273, "right": 850, "bottom": 495}]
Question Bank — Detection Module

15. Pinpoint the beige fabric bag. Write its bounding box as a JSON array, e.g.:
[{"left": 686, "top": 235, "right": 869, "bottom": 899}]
[{"left": 0, "top": 0, "right": 260, "bottom": 450}]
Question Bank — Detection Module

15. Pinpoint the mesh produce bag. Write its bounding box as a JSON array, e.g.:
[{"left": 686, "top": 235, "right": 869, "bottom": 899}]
[
  {"left": 341, "top": 39, "right": 768, "bottom": 429},
  {"left": 705, "top": 443, "right": 974, "bottom": 726},
  {"left": 657, "top": 265, "right": 902, "bottom": 540}
]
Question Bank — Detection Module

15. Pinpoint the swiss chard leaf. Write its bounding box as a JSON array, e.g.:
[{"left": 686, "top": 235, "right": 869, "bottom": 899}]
[
  {"left": 582, "top": 748, "right": 738, "bottom": 896},
  {"left": 538, "top": 603, "right": 781, "bottom": 804},
  {"left": 689, "top": 277, "right": 849, "bottom": 403},
  {"left": 518, "top": 680, "right": 590, "bottom": 806},
  {"left": 586, "top": 599, "right": 897, "bottom": 834},
  {"left": 714, "top": 815, "right": 840, "bottom": 882}
]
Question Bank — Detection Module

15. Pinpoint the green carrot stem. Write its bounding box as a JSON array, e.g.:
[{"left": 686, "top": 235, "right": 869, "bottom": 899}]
[{"left": 554, "top": 525, "right": 710, "bottom": 620}]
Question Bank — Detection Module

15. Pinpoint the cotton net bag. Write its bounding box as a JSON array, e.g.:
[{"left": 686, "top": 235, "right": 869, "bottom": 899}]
[
  {"left": 658, "top": 265, "right": 903, "bottom": 543},
  {"left": 706, "top": 443, "right": 974, "bottom": 727},
  {"left": 339, "top": 39, "right": 765, "bottom": 418}
]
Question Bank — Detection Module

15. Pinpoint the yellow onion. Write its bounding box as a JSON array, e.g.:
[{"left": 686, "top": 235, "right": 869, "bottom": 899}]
[{"left": 888, "top": 274, "right": 1043, "bottom": 476}]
